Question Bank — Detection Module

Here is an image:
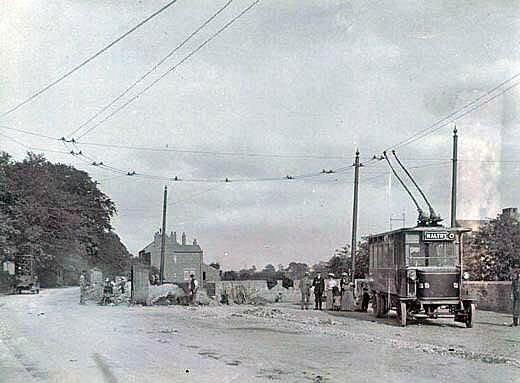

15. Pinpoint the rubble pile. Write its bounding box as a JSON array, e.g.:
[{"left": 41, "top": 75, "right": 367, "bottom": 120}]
[
  {"left": 194, "top": 290, "right": 217, "bottom": 306},
  {"left": 242, "top": 307, "right": 288, "bottom": 319},
  {"left": 149, "top": 284, "right": 187, "bottom": 305},
  {"left": 148, "top": 284, "right": 217, "bottom": 306}
]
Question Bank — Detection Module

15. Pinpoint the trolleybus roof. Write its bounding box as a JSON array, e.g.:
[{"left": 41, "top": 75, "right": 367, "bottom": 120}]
[{"left": 365, "top": 225, "right": 471, "bottom": 240}]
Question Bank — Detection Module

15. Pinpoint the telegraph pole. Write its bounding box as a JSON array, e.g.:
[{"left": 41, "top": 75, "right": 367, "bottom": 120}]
[
  {"left": 159, "top": 185, "right": 168, "bottom": 284},
  {"left": 351, "top": 149, "right": 361, "bottom": 282},
  {"left": 450, "top": 127, "right": 458, "bottom": 227},
  {"left": 390, "top": 212, "right": 406, "bottom": 230}
]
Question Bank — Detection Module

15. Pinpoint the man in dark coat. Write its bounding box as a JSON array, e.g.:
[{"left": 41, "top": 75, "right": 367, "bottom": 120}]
[
  {"left": 189, "top": 274, "right": 199, "bottom": 305},
  {"left": 312, "top": 272, "right": 325, "bottom": 310}
]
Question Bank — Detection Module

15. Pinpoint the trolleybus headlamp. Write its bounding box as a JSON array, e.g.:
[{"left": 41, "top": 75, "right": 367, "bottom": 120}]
[
  {"left": 463, "top": 272, "right": 470, "bottom": 280},
  {"left": 408, "top": 270, "right": 417, "bottom": 281}
]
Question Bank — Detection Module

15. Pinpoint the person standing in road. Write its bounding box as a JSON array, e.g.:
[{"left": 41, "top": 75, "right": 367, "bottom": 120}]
[
  {"left": 312, "top": 272, "right": 325, "bottom": 310},
  {"left": 339, "top": 272, "right": 349, "bottom": 295},
  {"left": 79, "top": 270, "right": 87, "bottom": 305},
  {"left": 512, "top": 270, "right": 520, "bottom": 326},
  {"left": 119, "top": 278, "right": 126, "bottom": 295},
  {"left": 326, "top": 273, "right": 338, "bottom": 310},
  {"left": 189, "top": 274, "right": 199, "bottom": 305},
  {"left": 299, "top": 272, "right": 312, "bottom": 310},
  {"left": 102, "top": 278, "right": 113, "bottom": 305},
  {"left": 340, "top": 272, "right": 354, "bottom": 311},
  {"left": 360, "top": 282, "right": 371, "bottom": 312}
]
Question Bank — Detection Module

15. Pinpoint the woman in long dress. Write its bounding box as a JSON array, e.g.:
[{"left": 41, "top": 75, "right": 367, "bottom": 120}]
[
  {"left": 326, "top": 273, "right": 337, "bottom": 310},
  {"left": 340, "top": 273, "right": 354, "bottom": 311}
]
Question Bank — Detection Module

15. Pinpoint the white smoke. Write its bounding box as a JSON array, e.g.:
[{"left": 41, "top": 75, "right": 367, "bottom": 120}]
[{"left": 458, "top": 90, "right": 504, "bottom": 220}]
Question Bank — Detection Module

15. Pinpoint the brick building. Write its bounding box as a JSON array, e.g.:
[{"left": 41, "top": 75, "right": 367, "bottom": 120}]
[{"left": 139, "top": 230, "right": 220, "bottom": 285}]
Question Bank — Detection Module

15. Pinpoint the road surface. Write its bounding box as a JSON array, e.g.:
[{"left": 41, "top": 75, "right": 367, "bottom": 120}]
[{"left": 0, "top": 287, "right": 519, "bottom": 382}]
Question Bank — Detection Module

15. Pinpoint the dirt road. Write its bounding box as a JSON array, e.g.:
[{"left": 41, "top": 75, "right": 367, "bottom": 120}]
[{"left": 0, "top": 288, "right": 519, "bottom": 382}]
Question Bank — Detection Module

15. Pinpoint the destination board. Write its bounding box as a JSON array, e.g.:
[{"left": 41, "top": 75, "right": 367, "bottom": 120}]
[{"left": 423, "top": 232, "right": 455, "bottom": 241}]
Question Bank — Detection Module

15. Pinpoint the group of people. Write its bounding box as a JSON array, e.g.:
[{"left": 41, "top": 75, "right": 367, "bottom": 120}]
[
  {"left": 78, "top": 271, "right": 127, "bottom": 305},
  {"left": 299, "top": 271, "right": 366, "bottom": 311}
]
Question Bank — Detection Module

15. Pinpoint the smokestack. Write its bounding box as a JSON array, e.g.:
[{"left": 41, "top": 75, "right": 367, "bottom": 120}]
[
  {"left": 182, "top": 232, "right": 186, "bottom": 245},
  {"left": 173, "top": 231, "right": 178, "bottom": 244}
]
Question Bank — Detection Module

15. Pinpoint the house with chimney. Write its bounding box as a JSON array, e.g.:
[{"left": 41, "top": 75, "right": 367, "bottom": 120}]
[{"left": 138, "top": 230, "right": 220, "bottom": 286}]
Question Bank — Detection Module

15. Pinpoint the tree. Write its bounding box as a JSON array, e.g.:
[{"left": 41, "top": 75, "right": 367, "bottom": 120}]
[
  {"left": 355, "top": 240, "right": 369, "bottom": 279},
  {"left": 222, "top": 270, "right": 237, "bottom": 281},
  {"left": 321, "top": 241, "right": 369, "bottom": 279},
  {"left": 209, "top": 262, "right": 220, "bottom": 270},
  {"left": 0, "top": 151, "right": 130, "bottom": 285},
  {"left": 286, "top": 262, "right": 309, "bottom": 280},
  {"left": 465, "top": 210, "right": 520, "bottom": 281},
  {"left": 334, "top": 244, "right": 350, "bottom": 259}
]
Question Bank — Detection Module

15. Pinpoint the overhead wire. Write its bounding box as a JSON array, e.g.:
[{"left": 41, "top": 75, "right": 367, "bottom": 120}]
[
  {"left": 382, "top": 72, "right": 520, "bottom": 153},
  {"left": 67, "top": 0, "right": 234, "bottom": 138},
  {"left": 0, "top": 0, "right": 180, "bottom": 119},
  {"left": 67, "top": 144, "right": 353, "bottom": 183},
  {"left": 0, "top": 124, "right": 357, "bottom": 161},
  {"left": 75, "top": 0, "right": 263, "bottom": 140},
  {"left": 71, "top": 140, "right": 355, "bottom": 160}
]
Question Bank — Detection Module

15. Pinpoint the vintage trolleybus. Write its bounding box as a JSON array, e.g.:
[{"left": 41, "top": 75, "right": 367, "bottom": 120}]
[{"left": 368, "top": 225, "right": 475, "bottom": 327}]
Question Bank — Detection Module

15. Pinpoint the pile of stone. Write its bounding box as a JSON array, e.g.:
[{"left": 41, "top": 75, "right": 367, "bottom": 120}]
[
  {"left": 147, "top": 284, "right": 216, "bottom": 306},
  {"left": 149, "top": 284, "right": 187, "bottom": 305}
]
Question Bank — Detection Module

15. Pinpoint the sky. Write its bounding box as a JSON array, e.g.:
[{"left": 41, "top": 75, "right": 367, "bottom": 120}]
[{"left": 1, "top": 0, "right": 520, "bottom": 270}]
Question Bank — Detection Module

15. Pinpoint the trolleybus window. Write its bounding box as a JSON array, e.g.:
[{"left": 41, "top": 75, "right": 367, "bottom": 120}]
[{"left": 408, "top": 242, "right": 458, "bottom": 267}]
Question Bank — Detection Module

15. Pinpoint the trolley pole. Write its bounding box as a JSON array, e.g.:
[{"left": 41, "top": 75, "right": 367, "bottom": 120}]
[
  {"left": 159, "top": 185, "right": 168, "bottom": 284},
  {"left": 351, "top": 150, "right": 361, "bottom": 282},
  {"left": 450, "top": 127, "right": 458, "bottom": 228}
]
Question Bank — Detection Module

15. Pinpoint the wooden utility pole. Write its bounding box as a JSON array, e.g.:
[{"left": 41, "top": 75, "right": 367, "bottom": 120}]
[
  {"left": 450, "top": 127, "right": 458, "bottom": 227},
  {"left": 159, "top": 185, "right": 168, "bottom": 284},
  {"left": 351, "top": 150, "right": 361, "bottom": 281}
]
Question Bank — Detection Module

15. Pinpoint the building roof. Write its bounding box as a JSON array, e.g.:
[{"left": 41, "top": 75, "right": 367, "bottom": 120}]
[
  {"left": 141, "top": 241, "right": 202, "bottom": 254},
  {"left": 366, "top": 225, "right": 472, "bottom": 240}
]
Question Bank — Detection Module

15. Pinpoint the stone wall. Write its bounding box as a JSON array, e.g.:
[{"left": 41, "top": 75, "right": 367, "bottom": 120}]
[
  {"left": 463, "top": 281, "right": 512, "bottom": 313},
  {"left": 215, "top": 280, "right": 300, "bottom": 304},
  {"left": 0, "top": 270, "right": 13, "bottom": 295}
]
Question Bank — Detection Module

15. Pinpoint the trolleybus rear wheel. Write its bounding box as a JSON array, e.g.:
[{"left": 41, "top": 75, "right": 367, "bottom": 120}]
[
  {"left": 397, "top": 302, "right": 407, "bottom": 327},
  {"left": 371, "top": 293, "right": 377, "bottom": 317},
  {"left": 465, "top": 303, "right": 475, "bottom": 328},
  {"left": 371, "top": 292, "right": 379, "bottom": 318},
  {"left": 375, "top": 293, "right": 385, "bottom": 318}
]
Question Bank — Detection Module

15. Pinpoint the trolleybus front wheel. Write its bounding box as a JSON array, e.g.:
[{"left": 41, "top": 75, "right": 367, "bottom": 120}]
[{"left": 465, "top": 303, "right": 476, "bottom": 328}]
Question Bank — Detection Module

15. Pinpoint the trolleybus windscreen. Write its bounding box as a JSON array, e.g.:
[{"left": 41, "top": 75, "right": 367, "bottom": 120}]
[{"left": 408, "top": 242, "right": 458, "bottom": 267}]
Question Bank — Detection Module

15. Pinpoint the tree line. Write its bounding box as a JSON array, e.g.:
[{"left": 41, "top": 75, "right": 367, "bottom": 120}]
[
  {"left": 0, "top": 151, "right": 131, "bottom": 287},
  {"left": 218, "top": 242, "right": 369, "bottom": 283},
  {"left": 217, "top": 210, "right": 520, "bottom": 283}
]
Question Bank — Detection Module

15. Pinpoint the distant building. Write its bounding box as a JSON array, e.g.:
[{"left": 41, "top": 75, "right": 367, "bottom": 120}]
[
  {"left": 501, "top": 207, "right": 519, "bottom": 220},
  {"left": 139, "top": 230, "right": 220, "bottom": 285}
]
